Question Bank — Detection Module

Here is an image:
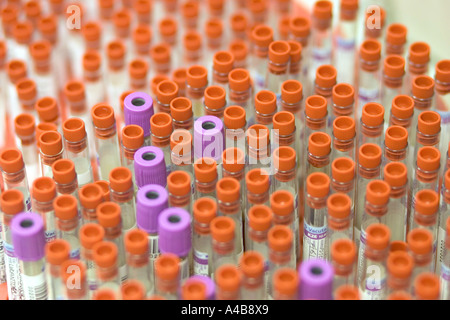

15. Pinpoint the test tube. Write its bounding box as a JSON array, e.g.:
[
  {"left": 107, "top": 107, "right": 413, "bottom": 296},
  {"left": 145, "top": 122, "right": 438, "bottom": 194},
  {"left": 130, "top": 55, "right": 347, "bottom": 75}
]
[
  {"left": 170, "top": 98, "right": 194, "bottom": 135},
  {"left": 38, "top": 131, "right": 64, "bottom": 178},
  {"left": 215, "top": 264, "right": 241, "bottom": 300},
  {"left": 170, "top": 130, "right": 194, "bottom": 179},
  {"left": 358, "top": 224, "right": 390, "bottom": 300},
  {"left": 224, "top": 106, "right": 246, "bottom": 155},
  {"left": 151, "top": 44, "right": 172, "bottom": 76},
  {"left": 331, "top": 83, "right": 355, "bottom": 121},
  {"left": 128, "top": 58, "right": 149, "bottom": 93},
  {"left": 383, "top": 163, "right": 409, "bottom": 242},
  {"left": 92, "top": 289, "right": 117, "bottom": 300},
  {"left": 124, "top": 229, "right": 152, "bottom": 296},
  {"left": 246, "top": 169, "right": 270, "bottom": 214},
  {"left": 54, "top": 195, "right": 80, "bottom": 259},
  {"left": 255, "top": 90, "right": 277, "bottom": 130},
  {"left": 229, "top": 39, "right": 249, "bottom": 70},
  {"left": 222, "top": 148, "right": 246, "bottom": 202},
  {"left": 32, "top": 177, "right": 57, "bottom": 243},
  {"left": 0, "top": 189, "right": 25, "bottom": 300},
  {"left": 289, "top": 16, "right": 311, "bottom": 95},
  {"left": 245, "top": 205, "right": 272, "bottom": 270},
  {"left": 151, "top": 113, "right": 174, "bottom": 175},
  {"left": 440, "top": 217, "right": 450, "bottom": 300},
  {"left": 250, "top": 25, "right": 273, "bottom": 90},
  {"left": 45, "top": 239, "right": 70, "bottom": 300},
  {"left": 230, "top": 12, "right": 248, "bottom": 40},
  {"left": 60, "top": 260, "right": 88, "bottom": 300},
  {"left": 82, "top": 50, "right": 106, "bottom": 107},
  {"left": 386, "top": 251, "right": 414, "bottom": 297},
  {"left": 120, "top": 125, "right": 144, "bottom": 190},
  {"left": 167, "top": 171, "right": 192, "bottom": 212},
  {"left": 190, "top": 275, "right": 216, "bottom": 300},
  {"left": 0, "top": 148, "right": 32, "bottom": 211},
  {"left": 298, "top": 259, "right": 333, "bottom": 300},
  {"left": 183, "top": 31, "right": 203, "bottom": 65},
  {"left": 304, "top": 96, "right": 328, "bottom": 146},
  {"left": 155, "top": 80, "right": 179, "bottom": 114},
  {"left": 194, "top": 158, "right": 218, "bottom": 200},
  {"left": 279, "top": 80, "right": 303, "bottom": 134},
  {"left": 272, "top": 268, "right": 298, "bottom": 300},
  {"left": 109, "top": 167, "right": 136, "bottom": 232},
  {"left": 314, "top": 65, "right": 337, "bottom": 121},
  {"left": 158, "top": 207, "right": 192, "bottom": 282},
  {"left": 121, "top": 280, "right": 146, "bottom": 300},
  {"left": 247, "top": 124, "right": 270, "bottom": 172},
  {"left": 414, "top": 273, "right": 440, "bottom": 300},
  {"left": 96, "top": 202, "right": 128, "bottom": 283},
  {"left": 92, "top": 241, "right": 121, "bottom": 294},
  {"left": 327, "top": 193, "right": 353, "bottom": 249},
  {"left": 203, "top": 86, "right": 227, "bottom": 119},
  {"left": 385, "top": 24, "right": 408, "bottom": 57},
  {"left": 383, "top": 126, "right": 409, "bottom": 167},
  {"left": 334, "top": 285, "right": 360, "bottom": 300},
  {"left": 332, "top": 117, "right": 356, "bottom": 160},
  {"left": 228, "top": 69, "right": 254, "bottom": 126},
  {"left": 172, "top": 69, "right": 188, "bottom": 98},
  {"left": 78, "top": 184, "right": 104, "bottom": 224},
  {"left": 411, "top": 76, "right": 436, "bottom": 142},
  {"left": 389, "top": 95, "right": 415, "bottom": 141},
  {"left": 287, "top": 41, "right": 302, "bottom": 83},
  {"left": 186, "top": 65, "right": 208, "bottom": 119},
  {"left": 15, "top": 78, "right": 37, "bottom": 117},
  {"left": 358, "top": 103, "right": 385, "bottom": 147},
  {"left": 381, "top": 55, "right": 406, "bottom": 125},
  {"left": 240, "top": 251, "right": 266, "bottom": 300},
  {"left": 265, "top": 41, "right": 290, "bottom": 94},
  {"left": 35, "top": 97, "right": 60, "bottom": 130},
  {"left": 159, "top": 17, "right": 178, "bottom": 48},
  {"left": 435, "top": 60, "right": 450, "bottom": 117},
  {"left": 406, "top": 42, "right": 430, "bottom": 87},
  {"left": 151, "top": 75, "right": 169, "bottom": 105},
  {"left": 134, "top": 146, "right": 167, "bottom": 189},
  {"left": 123, "top": 91, "right": 154, "bottom": 147},
  {"left": 210, "top": 216, "right": 237, "bottom": 275},
  {"left": 181, "top": 278, "right": 207, "bottom": 300},
  {"left": 331, "top": 239, "right": 357, "bottom": 294},
  {"left": 51, "top": 159, "right": 79, "bottom": 199},
  {"left": 306, "top": 132, "right": 331, "bottom": 176},
  {"left": 413, "top": 111, "right": 441, "bottom": 162},
  {"left": 387, "top": 291, "right": 412, "bottom": 300},
  {"left": 154, "top": 253, "right": 180, "bottom": 300},
  {"left": 212, "top": 51, "right": 234, "bottom": 88},
  {"left": 62, "top": 118, "right": 94, "bottom": 187},
  {"left": 11, "top": 212, "right": 48, "bottom": 300},
  {"left": 330, "top": 158, "right": 356, "bottom": 212}
]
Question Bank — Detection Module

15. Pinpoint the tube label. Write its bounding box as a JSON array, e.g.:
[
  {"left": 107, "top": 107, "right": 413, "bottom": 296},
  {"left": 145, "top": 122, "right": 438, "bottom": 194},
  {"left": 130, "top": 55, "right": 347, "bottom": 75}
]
[
  {"left": 22, "top": 272, "right": 48, "bottom": 300},
  {"left": 193, "top": 250, "right": 208, "bottom": 276},
  {"left": 4, "top": 241, "right": 24, "bottom": 300},
  {"left": 302, "top": 222, "right": 327, "bottom": 260}
]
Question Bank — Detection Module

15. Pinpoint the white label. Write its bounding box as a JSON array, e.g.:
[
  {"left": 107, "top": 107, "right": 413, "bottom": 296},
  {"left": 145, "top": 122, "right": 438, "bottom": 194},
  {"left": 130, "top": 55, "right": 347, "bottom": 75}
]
[
  {"left": 436, "top": 226, "right": 446, "bottom": 275},
  {"left": 302, "top": 222, "right": 327, "bottom": 260},
  {"left": 119, "top": 265, "right": 128, "bottom": 284},
  {"left": 294, "top": 217, "right": 300, "bottom": 262},
  {"left": 180, "top": 258, "right": 190, "bottom": 282},
  {"left": 45, "top": 230, "right": 56, "bottom": 243},
  {"left": 193, "top": 250, "right": 208, "bottom": 276},
  {"left": 70, "top": 248, "right": 80, "bottom": 260},
  {"left": 360, "top": 277, "right": 386, "bottom": 300},
  {"left": 149, "top": 235, "right": 160, "bottom": 260},
  {"left": 4, "top": 241, "right": 24, "bottom": 300},
  {"left": 357, "top": 229, "right": 367, "bottom": 284},
  {"left": 0, "top": 232, "right": 5, "bottom": 284},
  {"left": 440, "top": 263, "right": 450, "bottom": 300},
  {"left": 358, "top": 87, "right": 380, "bottom": 102},
  {"left": 22, "top": 273, "right": 48, "bottom": 300}
]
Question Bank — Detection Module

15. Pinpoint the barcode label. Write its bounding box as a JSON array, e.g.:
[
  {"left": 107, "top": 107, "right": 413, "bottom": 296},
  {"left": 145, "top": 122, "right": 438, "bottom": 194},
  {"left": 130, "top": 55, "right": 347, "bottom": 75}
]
[
  {"left": 22, "top": 273, "right": 48, "bottom": 300},
  {"left": 4, "top": 241, "right": 24, "bottom": 300},
  {"left": 149, "top": 235, "right": 160, "bottom": 260},
  {"left": 0, "top": 236, "right": 5, "bottom": 284}
]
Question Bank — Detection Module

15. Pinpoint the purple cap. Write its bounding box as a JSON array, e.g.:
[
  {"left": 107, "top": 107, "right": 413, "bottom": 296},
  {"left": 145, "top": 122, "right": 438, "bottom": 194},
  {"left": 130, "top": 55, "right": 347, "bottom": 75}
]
[
  {"left": 190, "top": 275, "right": 216, "bottom": 300},
  {"left": 134, "top": 146, "right": 167, "bottom": 188},
  {"left": 194, "top": 116, "right": 224, "bottom": 162},
  {"left": 299, "top": 259, "right": 334, "bottom": 300},
  {"left": 11, "top": 212, "right": 46, "bottom": 262},
  {"left": 158, "top": 207, "right": 191, "bottom": 257},
  {"left": 136, "top": 185, "right": 169, "bottom": 234},
  {"left": 124, "top": 92, "right": 154, "bottom": 137}
]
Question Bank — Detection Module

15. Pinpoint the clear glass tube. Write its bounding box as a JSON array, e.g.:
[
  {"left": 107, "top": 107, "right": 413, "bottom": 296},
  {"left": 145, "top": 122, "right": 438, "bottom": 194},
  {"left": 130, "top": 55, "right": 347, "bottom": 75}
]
[
  {"left": 440, "top": 228, "right": 450, "bottom": 300},
  {"left": 267, "top": 247, "right": 295, "bottom": 299},
  {"left": 437, "top": 186, "right": 450, "bottom": 276},
  {"left": 46, "top": 263, "right": 64, "bottom": 300},
  {"left": 151, "top": 134, "right": 172, "bottom": 176},
  {"left": 358, "top": 247, "right": 388, "bottom": 300},
  {"left": 110, "top": 188, "right": 136, "bottom": 232},
  {"left": 126, "top": 252, "right": 153, "bottom": 296},
  {"left": 386, "top": 189, "right": 408, "bottom": 242},
  {"left": 64, "top": 137, "right": 94, "bottom": 187},
  {"left": 56, "top": 217, "right": 80, "bottom": 260},
  {"left": 187, "top": 85, "right": 207, "bottom": 120},
  {"left": 303, "top": 194, "right": 327, "bottom": 261},
  {"left": 211, "top": 239, "right": 237, "bottom": 276},
  {"left": 93, "top": 124, "right": 121, "bottom": 181},
  {"left": 104, "top": 225, "right": 128, "bottom": 284},
  {"left": 32, "top": 199, "right": 56, "bottom": 243},
  {"left": 218, "top": 200, "right": 243, "bottom": 259},
  {"left": 358, "top": 63, "right": 382, "bottom": 117},
  {"left": 20, "top": 258, "right": 48, "bottom": 300},
  {"left": 193, "top": 221, "right": 211, "bottom": 277},
  {"left": 241, "top": 273, "right": 265, "bottom": 300},
  {"left": 358, "top": 118, "right": 384, "bottom": 147},
  {"left": 1, "top": 169, "right": 32, "bottom": 212},
  {"left": 334, "top": 18, "right": 357, "bottom": 85}
]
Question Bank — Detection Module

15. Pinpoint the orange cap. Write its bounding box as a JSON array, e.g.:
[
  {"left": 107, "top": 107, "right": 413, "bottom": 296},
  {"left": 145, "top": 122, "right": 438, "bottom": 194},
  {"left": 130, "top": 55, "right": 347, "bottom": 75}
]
[
  {"left": 385, "top": 126, "right": 408, "bottom": 151},
  {"left": 445, "top": 170, "right": 450, "bottom": 191},
  {"left": 222, "top": 148, "right": 245, "bottom": 173},
  {"left": 95, "top": 181, "right": 110, "bottom": 202},
  {"left": 230, "top": 12, "right": 247, "bottom": 36},
  {"left": 121, "top": 125, "right": 144, "bottom": 150},
  {"left": 16, "top": 78, "right": 37, "bottom": 103},
  {"left": 386, "top": 23, "right": 407, "bottom": 46},
  {"left": 187, "top": 65, "right": 208, "bottom": 89},
  {"left": 194, "top": 158, "right": 217, "bottom": 183},
  {"left": 408, "top": 229, "right": 433, "bottom": 256},
  {"left": 315, "top": 65, "right": 337, "bottom": 89},
  {"left": 32, "top": 177, "right": 56, "bottom": 203},
  {"left": 228, "top": 68, "right": 250, "bottom": 92},
  {"left": 92, "top": 241, "right": 118, "bottom": 268},
  {"left": 159, "top": 17, "right": 177, "bottom": 39},
  {"left": 383, "top": 162, "right": 407, "bottom": 188},
  {"left": 331, "top": 239, "right": 356, "bottom": 266},
  {"left": 332, "top": 83, "right": 354, "bottom": 107},
  {"left": 409, "top": 42, "right": 430, "bottom": 65},
  {"left": 62, "top": 117, "right": 86, "bottom": 142},
  {"left": 251, "top": 25, "right": 273, "bottom": 48},
  {"left": 327, "top": 193, "right": 351, "bottom": 219},
  {"left": 170, "top": 97, "right": 192, "bottom": 122},
  {"left": 246, "top": 168, "right": 270, "bottom": 195},
  {"left": 204, "top": 86, "right": 226, "bottom": 109},
  {"left": 358, "top": 143, "right": 382, "bottom": 169},
  {"left": 216, "top": 177, "right": 240, "bottom": 203},
  {"left": 268, "top": 225, "right": 292, "bottom": 252},
  {"left": 331, "top": 157, "right": 355, "bottom": 183},
  {"left": 255, "top": 90, "right": 277, "bottom": 115},
  {"left": 417, "top": 146, "right": 441, "bottom": 171},
  {"left": 53, "top": 195, "right": 78, "bottom": 221},
  {"left": 205, "top": 18, "right": 223, "bottom": 40},
  {"left": 366, "top": 224, "right": 390, "bottom": 251},
  {"left": 412, "top": 75, "right": 435, "bottom": 100},
  {"left": 417, "top": 111, "right": 441, "bottom": 135},
  {"left": 0, "top": 148, "right": 24, "bottom": 173},
  {"left": 132, "top": 24, "right": 152, "bottom": 54},
  {"left": 215, "top": 265, "right": 241, "bottom": 292},
  {"left": 273, "top": 112, "right": 295, "bottom": 136},
  {"left": 79, "top": 183, "right": 103, "bottom": 210},
  {"left": 366, "top": 180, "right": 390, "bottom": 206},
  {"left": 313, "top": 0, "right": 333, "bottom": 21},
  {"left": 268, "top": 41, "right": 290, "bottom": 64},
  {"left": 224, "top": 106, "right": 246, "bottom": 129},
  {"left": 384, "top": 55, "right": 405, "bottom": 78},
  {"left": 305, "top": 95, "right": 327, "bottom": 119},
  {"left": 14, "top": 113, "right": 35, "bottom": 138},
  {"left": 64, "top": 80, "right": 85, "bottom": 104},
  {"left": 306, "top": 172, "right": 330, "bottom": 198},
  {"left": 229, "top": 39, "right": 248, "bottom": 62},
  {"left": 13, "top": 21, "right": 33, "bottom": 44},
  {"left": 91, "top": 103, "right": 115, "bottom": 129},
  {"left": 212, "top": 51, "right": 234, "bottom": 76},
  {"left": 171, "top": 68, "right": 187, "bottom": 94},
  {"left": 52, "top": 159, "right": 76, "bottom": 185},
  {"left": 155, "top": 253, "right": 180, "bottom": 281},
  {"left": 93, "top": 289, "right": 116, "bottom": 300},
  {"left": 167, "top": 171, "right": 191, "bottom": 197},
  {"left": 150, "top": 113, "right": 173, "bottom": 137},
  {"left": 128, "top": 58, "right": 148, "bottom": 83},
  {"left": 0, "top": 189, "right": 24, "bottom": 216},
  {"left": 7, "top": 60, "right": 27, "bottom": 84},
  {"left": 391, "top": 95, "right": 414, "bottom": 120},
  {"left": 270, "top": 190, "right": 293, "bottom": 217},
  {"left": 334, "top": 285, "right": 360, "bottom": 300},
  {"left": 29, "top": 40, "right": 52, "bottom": 72},
  {"left": 414, "top": 273, "right": 440, "bottom": 300},
  {"left": 240, "top": 251, "right": 264, "bottom": 278},
  {"left": 193, "top": 198, "right": 217, "bottom": 224},
  {"left": 150, "top": 43, "right": 171, "bottom": 67},
  {"left": 121, "top": 280, "right": 145, "bottom": 300},
  {"left": 273, "top": 146, "right": 296, "bottom": 171},
  {"left": 414, "top": 190, "right": 439, "bottom": 216},
  {"left": 97, "top": 202, "right": 121, "bottom": 228},
  {"left": 124, "top": 229, "right": 148, "bottom": 255},
  {"left": 435, "top": 60, "right": 450, "bottom": 85},
  {"left": 281, "top": 80, "right": 302, "bottom": 104},
  {"left": 106, "top": 40, "right": 126, "bottom": 70},
  {"left": 35, "top": 97, "right": 58, "bottom": 123},
  {"left": 248, "top": 205, "right": 272, "bottom": 231},
  {"left": 390, "top": 241, "right": 408, "bottom": 253},
  {"left": 45, "top": 239, "right": 70, "bottom": 265},
  {"left": 39, "top": 131, "right": 62, "bottom": 156},
  {"left": 289, "top": 16, "right": 311, "bottom": 39},
  {"left": 360, "top": 39, "right": 382, "bottom": 62},
  {"left": 80, "top": 223, "right": 105, "bottom": 249},
  {"left": 287, "top": 40, "right": 302, "bottom": 63},
  {"left": 133, "top": 0, "right": 152, "bottom": 24},
  {"left": 387, "top": 251, "right": 414, "bottom": 279},
  {"left": 113, "top": 8, "right": 131, "bottom": 38},
  {"left": 60, "top": 259, "right": 87, "bottom": 298},
  {"left": 109, "top": 167, "right": 133, "bottom": 192},
  {"left": 362, "top": 103, "right": 384, "bottom": 127},
  {"left": 36, "top": 122, "right": 58, "bottom": 148},
  {"left": 308, "top": 132, "right": 331, "bottom": 157},
  {"left": 183, "top": 31, "right": 202, "bottom": 52},
  {"left": 170, "top": 129, "right": 192, "bottom": 155},
  {"left": 211, "top": 216, "right": 235, "bottom": 242},
  {"left": 333, "top": 116, "right": 355, "bottom": 141},
  {"left": 1, "top": 5, "right": 18, "bottom": 38},
  {"left": 81, "top": 21, "right": 101, "bottom": 49},
  {"left": 181, "top": 280, "right": 206, "bottom": 300},
  {"left": 273, "top": 268, "right": 298, "bottom": 297},
  {"left": 388, "top": 292, "right": 412, "bottom": 300}
]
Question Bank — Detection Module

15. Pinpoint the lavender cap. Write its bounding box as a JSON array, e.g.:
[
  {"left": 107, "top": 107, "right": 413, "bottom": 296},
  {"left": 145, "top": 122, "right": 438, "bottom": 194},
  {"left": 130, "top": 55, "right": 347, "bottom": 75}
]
[
  {"left": 190, "top": 275, "right": 216, "bottom": 300},
  {"left": 194, "top": 116, "right": 224, "bottom": 162},
  {"left": 11, "top": 212, "right": 46, "bottom": 262},
  {"left": 136, "top": 185, "right": 169, "bottom": 234},
  {"left": 299, "top": 259, "right": 334, "bottom": 300},
  {"left": 134, "top": 146, "right": 166, "bottom": 188},
  {"left": 158, "top": 207, "right": 191, "bottom": 257},
  {"left": 124, "top": 92, "right": 154, "bottom": 137}
]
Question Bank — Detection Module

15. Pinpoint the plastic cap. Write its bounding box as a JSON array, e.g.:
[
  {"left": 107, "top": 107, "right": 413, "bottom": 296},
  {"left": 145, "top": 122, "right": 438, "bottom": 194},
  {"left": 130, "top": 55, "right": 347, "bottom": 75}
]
[
  {"left": 358, "top": 143, "right": 382, "bottom": 169},
  {"left": 386, "top": 23, "right": 407, "bottom": 46},
  {"left": 391, "top": 95, "right": 414, "bottom": 119},
  {"left": 273, "top": 268, "right": 298, "bottom": 297},
  {"left": 211, "top": 216, "right": 235, "bottom": 242},
  {"left": 222, "top": 148, "right": 245, "bottom": 173},
  {"left": 224, "top": 106, "right": 246, "bottom": 129},
  {"left": 16, "top": 78, "right": 36, "bottom": 102},
  {"left": 255, "top": 90, "right": 276, "bottom": 115},
  {"left": 315, "top": 65, "right": 337, "bottom": 89},
  {"left": 109, "top": 167, "right": 133, "bottom": 192},
  {"left": 412, "top": 76, "right": 435, "bottom": 100},
  {"left": 248, "top": 205, "right": 272, "bottom": 231},
  {"left": 240, "top": 251, "right": 264, "bottom": 278},
  {"left": 409, "top": 42, "right": 430, "bottom": 65},
  {"left": 95, "top": 181, "right": 110, "bottom": 202},
  {"left": 313, "top": 0, "right": 333, "bottom": 20},
  {"left": 39, "top": 131, "right": 62, "bottom": 156},
  {"left": 121, "top": 125, "right": 144, "bottom": 150},
  {"left": 79, "top": 223, "right": 105, "bottom": 250},
  {"left": 334, "top": 285, "right": 360, "bottom": 300},
  {"left": 45, "top": 239, "right": 70, "bottom": 265},
  {"left": 333, "top": 116, "right": 355, "bottom": 141},
  {"left": 281, "top": 80, "right": 302, "bottom": 104},
  {"left": 270, "top": 190, "right": 293, "bottom": 217},
  {"left": 246, "top": 168, "right": 270, "bottom": 195},
  {"left": 151, "top": 75, "right": 169, "bottom": 95},
  {"left": 383, "top": 162, "right": 408, "bottom": 188},
  {"left": 97, "top": 202, "right": 121, "bottom": 228},
  {"left": 91, "top": 103, "right": 115, "bottom": 129},
  {"left": 52, "top": 159, "right": 76, "bottom": 185},
  {"left": 229, "top": 40, "right": 248, "bottom": 61},
  {"left": 182, "top": 280, "right": 207, "bottom": 300},
  {"left": 167, "top": 171, "right": 191, "bottom": 197},
  {"left": 273, "top": 111, "right": 296, "bottom": 136},
  {"left": 289, "top": 16, "right": 311, "bottom": 38},
  {"left": 204, "top": 86, "right": 226, "bottom": 109},
  {"left": 7, "top": 60, "right": 27, "bottom": 84},
  {"left": 32, "top": 177, "right": 56, "bottom": 203},
  {"left": 187, "top": 65, "right": 208, "bottom": 89},
  {"left": 155, "top": 253, "right": 179, "bottom": 281},
  {"left": 390, "top": 241, "right": 409, "bottom": 253},
  {"left": 13, "top": 21, "right": 33, "bottom": 44},
  {"left": 418, "top": 111, "right": 440, "bottom": 136},
  {"left": 360, "top": 39, "right": 381, "bottom": 62},
  {"left": 435, "top": 60, "right": 450, "bottom": 84},
  {"left": 171, "top": 68, "right": 187, "bottom": 93},
  {"left": 306, "top": 172, "right": 330, "bottom": 198},
  {"left": 78, "top": 183, "right": 103, "bottom": 210},
  {"left": 64, "top": 80, "right": 85, "bottom": 104},
  {"left": 385, "top": 126, "right": 408, "bottom": 150},
  {"left": 327, "top": 193, "right": 351, "bottom": 219},
  {"left": 60, "top": 260, "right": 87, "bottom": 298},
  {"left": 273, "top": 146, "right": 296, "bottom": 171},
  {"left": 362, "top": 103, "right": 384, "bottom": 126},
  {"left": 193, "top": 198, "right": 217, "bottom": 224},
  {"left": 0, "top": 148, "right": 24, "bottom": 173},
  {"left": 331, "top": 239, "right": 356, "bottom": 266},
  {"left": 213, "top": 51, "right": 234, "bottom": 74},
  {"left": 331, "top": 157, "right": 355, "bottom": 183},
  {"left": 268, "top": 41, "right": 290, "bottom": 64},
  {"left": 156, "top": 80, "right": 178, "bottom": 105},
  {"left": 0, "top": 189, "right": 24, "bottom": 216},
  {"left": 136, "top": 185, "right": 169, "bottom": 234},
  {"left": 183, "top": 30, "right": 202, "bottom": 52},
  {"left": 251, "top": 25, "right": 273, "bottom": 48},
  {"left": 417, "top": 146, "right": 441, "bottom": 171},
  {"left": 384, "top": 55, "right": 405, "bottom": 78},
  {"left": 215, "top": 265, "right": 241, "bottom": 292},
  {"left": 305, "top": 95, "right": 327, "bottom": 119},
  {"left": 388, "top": 292, "right": 412, "bottom": 300},
  {"left": 366, "top": 180, "right": 391, "bottom": 206},
  {"left": 332, "top": 83, "right": 354, "bottom": 107},
  {"left": 124, "top": 229, "right": 148, "bottom": 255},
  {"left": 414, "top": 190, "right": 439, "bottom": 216},
  {"left": 158, "top": 208, "right": 191, "bottom": 257},
  {"left": 366, "top": 224, "right": 390, "bottom": 251},
  {"left": 53, "top": 195, "right": 78, "bottom": 221},
  {"left": 14, "top": 113, "right": 35, "bottom": 138},
  {"left": 308, "top": 132, "right": 331, "bottom": 157},
  {"left": 170, "top": 97, "right": 192, "bottom": 122},
  {"left": 134, "top": 146, "right": 167, "bottom": 188},
  {"left": 414, "top": 273, "right": 440, "bottom": 300},
  {"left": 387, "top": 251, "right": 414, "bottom": 279},
  {"left": 92, "top": 241, "right": 118, "bottom": 268},
  {"left": 93, "top": 289, "right": 116, "bottom": 300},
  {"left": 121, "top": 280, "right": 145, "bottom": 300},
  {"left": 62, "top": 118, "right": 86, "bottom": 142},
  {"left": 11, "top": 213, "right": 45, "bottom": 262},
  {"left": 194, "top": 158, "right": 217, "bottom": 183},
  {"left": 268, "top": 225, "right": 293, "bottom": 252},
  {"left": 228, "top": 68, "right": 250, "bottom": 92}
]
